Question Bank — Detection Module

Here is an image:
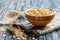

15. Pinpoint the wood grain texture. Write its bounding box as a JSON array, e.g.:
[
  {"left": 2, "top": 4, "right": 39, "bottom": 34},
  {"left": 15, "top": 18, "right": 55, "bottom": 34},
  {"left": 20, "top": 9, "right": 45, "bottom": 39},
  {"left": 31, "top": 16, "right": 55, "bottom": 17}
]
[{"left": 0, "top": 0, "right": 60, "bottom": 40}]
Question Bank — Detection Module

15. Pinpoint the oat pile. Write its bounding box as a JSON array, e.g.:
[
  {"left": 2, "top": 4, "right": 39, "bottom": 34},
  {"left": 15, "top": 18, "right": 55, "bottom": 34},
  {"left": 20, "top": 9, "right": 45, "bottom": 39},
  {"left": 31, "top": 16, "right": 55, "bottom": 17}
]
[
  {"left": 26, "top": 8, "right": 54, "bottom": 16},
  {"left": 9, "top": 24, "right": 27, "bottom": 40}
]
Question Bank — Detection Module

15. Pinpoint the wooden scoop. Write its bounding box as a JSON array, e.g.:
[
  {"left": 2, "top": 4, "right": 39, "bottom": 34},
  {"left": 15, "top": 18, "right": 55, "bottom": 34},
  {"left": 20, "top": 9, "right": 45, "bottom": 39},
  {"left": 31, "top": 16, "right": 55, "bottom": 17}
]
[{"left": 2, "top": 10, "right": 20, "bottom": 24}]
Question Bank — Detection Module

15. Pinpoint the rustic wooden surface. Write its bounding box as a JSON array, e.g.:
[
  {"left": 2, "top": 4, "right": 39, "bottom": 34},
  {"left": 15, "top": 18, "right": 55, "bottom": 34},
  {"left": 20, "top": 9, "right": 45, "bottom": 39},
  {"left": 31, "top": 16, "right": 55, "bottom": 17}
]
[{"left": 0, "top": 0, "right": 60, "bottom": 40}]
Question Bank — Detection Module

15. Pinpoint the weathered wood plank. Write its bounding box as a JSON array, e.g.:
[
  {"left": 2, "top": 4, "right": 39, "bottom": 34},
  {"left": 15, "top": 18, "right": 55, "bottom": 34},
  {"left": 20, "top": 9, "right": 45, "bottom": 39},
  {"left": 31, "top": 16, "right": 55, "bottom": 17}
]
[
  {"left": 52, "top": 31, "right": 59, "bottom": 40},
  {"left": 37, "top": 35, "right": 44, "bottom": 40},
  {"left": 58, "top": 30, "right": 60, "bottom": 40},
  {"left": 45, "top": 33, "right": 53, "bottom": 40}
]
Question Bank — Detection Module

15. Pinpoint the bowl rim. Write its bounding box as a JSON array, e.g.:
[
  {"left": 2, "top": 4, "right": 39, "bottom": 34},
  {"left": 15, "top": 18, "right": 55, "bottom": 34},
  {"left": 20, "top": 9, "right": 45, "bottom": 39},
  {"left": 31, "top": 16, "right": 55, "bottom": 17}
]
[{"left": 24, "top": 8, "right": 56, "bottom": 17}]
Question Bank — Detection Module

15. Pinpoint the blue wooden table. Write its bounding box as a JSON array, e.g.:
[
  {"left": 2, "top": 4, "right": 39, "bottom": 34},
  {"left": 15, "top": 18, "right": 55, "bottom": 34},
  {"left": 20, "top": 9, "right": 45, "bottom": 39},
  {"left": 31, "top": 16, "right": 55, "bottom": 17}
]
[{"left": 0, "top": 0, "right": 60, "bottom": 40}]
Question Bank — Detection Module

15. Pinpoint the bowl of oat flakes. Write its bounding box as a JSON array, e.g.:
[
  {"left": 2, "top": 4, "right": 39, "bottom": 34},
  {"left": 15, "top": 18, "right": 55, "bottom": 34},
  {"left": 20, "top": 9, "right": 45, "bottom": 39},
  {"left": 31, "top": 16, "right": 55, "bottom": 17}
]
[{"left": 25, "top": 8, "right": 55, "bottom": 27}]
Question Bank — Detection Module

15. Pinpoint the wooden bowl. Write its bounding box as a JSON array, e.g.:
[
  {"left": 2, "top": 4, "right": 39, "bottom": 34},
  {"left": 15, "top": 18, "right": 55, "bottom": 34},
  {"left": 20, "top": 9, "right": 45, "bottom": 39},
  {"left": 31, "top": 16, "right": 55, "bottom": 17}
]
[{"left": 25, "top": 8, "right": 55, "bottom": 27}]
